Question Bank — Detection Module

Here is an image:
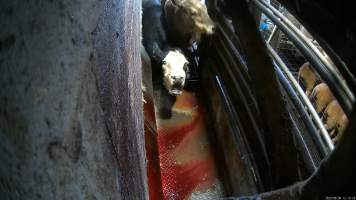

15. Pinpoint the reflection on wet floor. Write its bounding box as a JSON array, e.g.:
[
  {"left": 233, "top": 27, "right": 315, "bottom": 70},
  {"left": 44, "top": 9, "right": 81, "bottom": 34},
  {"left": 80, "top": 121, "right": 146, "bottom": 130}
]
[{"left": 153, "top": 89, "right": 225, "bottom": 200}]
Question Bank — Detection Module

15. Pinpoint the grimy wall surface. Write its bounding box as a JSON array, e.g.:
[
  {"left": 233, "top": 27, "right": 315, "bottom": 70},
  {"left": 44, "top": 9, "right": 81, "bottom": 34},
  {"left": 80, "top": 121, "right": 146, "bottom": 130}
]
[{"left": 0, "top": 0, "right": 147, "bottom": 199}]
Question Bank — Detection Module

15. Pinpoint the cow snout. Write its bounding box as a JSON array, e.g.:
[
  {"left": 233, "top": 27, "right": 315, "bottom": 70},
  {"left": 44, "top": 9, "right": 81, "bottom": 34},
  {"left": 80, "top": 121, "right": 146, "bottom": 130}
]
[
  {"left": 172, "top": 83, "right": 184, "bottom": 90},
  {"left": 171, "top": 76, "right": 184, "bottom": 84}
]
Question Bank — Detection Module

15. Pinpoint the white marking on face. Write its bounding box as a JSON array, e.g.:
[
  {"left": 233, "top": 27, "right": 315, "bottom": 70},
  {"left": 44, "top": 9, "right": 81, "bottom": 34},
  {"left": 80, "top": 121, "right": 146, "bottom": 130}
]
[{"left": 162, "top": 50, "right": 189, "bottom": 95}]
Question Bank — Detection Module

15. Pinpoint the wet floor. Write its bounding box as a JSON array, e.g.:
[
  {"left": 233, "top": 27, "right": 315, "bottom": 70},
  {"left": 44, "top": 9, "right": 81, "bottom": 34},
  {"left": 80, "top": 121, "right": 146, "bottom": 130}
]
[{"left": 153, "top": 89, "right": 225, "bottom": 200}]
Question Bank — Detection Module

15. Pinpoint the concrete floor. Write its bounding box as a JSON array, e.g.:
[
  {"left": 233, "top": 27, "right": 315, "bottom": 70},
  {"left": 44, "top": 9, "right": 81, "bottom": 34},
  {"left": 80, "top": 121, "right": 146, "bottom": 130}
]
[{"left": 153, "top": 88, "right": 225, "bottom": 200}]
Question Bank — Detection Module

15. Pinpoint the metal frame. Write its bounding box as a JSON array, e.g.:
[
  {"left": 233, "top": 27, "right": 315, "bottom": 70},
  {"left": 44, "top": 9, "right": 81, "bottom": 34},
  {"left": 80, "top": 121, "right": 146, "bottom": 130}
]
[
  {"left": 217, "top": 0, "right": 300, "bottom": 188},
  {"left": 215, "top": 75, "right": 264, "bottom": 192},
  {"left": 212, "top": 30, "right": 272, "bottom": 191},
  {"left": 252, "top": 0, "right": 354, "bottom": 118},
  {"left": 273, "top": 60, "right": 329, "bottom": 156},
  {"left": 266, "top": 44, "right": 334, "bottom": 150},
  {"left": 207, "top": 0, "right": 356, "bottom": 196}
]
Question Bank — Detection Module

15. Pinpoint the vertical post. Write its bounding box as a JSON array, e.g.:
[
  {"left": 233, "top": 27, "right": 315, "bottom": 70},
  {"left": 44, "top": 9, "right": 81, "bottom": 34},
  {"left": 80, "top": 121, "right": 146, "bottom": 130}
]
[
  {"left": 93, "top": 0, "right": 148, "bottom": 198},
  {"left": 223, "top": 0, "right": 299, "bottom": 188}
]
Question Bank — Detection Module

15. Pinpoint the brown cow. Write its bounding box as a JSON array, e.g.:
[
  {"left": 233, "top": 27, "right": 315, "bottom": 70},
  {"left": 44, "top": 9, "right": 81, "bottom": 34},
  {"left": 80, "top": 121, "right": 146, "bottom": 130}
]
[
  {"left": 309, "top": 83, "right": 334, "bottom": 114},
  {"left": 331, "top": 114, "right": 349, "bottom": 144},
  {"left": 163, "top": 0, "right": 215, "bottom": 47},
  {"left": 298, "top": 62, "right": 319, "bottom": 97},
  {"left": 322, "top": 100, "right": 345, "bottom": 139}
]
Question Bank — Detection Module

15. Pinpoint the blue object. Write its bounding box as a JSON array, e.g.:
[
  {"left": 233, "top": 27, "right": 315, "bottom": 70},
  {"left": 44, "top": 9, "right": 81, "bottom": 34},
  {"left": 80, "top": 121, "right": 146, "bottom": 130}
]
[{"left": 259, "top": 22, "right": 268, "bottom": 30}]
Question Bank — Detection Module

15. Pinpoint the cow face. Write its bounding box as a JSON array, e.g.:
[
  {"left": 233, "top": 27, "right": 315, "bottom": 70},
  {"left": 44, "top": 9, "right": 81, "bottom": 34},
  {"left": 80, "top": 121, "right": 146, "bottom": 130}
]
[
  {"left": 298, "top": 62, "right": 318, "bottom": 97},
  {"left": 162, "top": 50, "right": 189, "bottom": 95}
]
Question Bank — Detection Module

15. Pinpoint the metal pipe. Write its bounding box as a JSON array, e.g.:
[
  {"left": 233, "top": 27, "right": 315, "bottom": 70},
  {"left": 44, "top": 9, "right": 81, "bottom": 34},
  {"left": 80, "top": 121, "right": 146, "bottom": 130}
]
[
  {"left": 252, "top": 0, "right": 354, "bottom": 118},
  {"left": 217, "top": 25, "right": 249, "bottom": 76},
  {"left": 214, "top": 75, "right": 264, "bottom": 192},
  {"left": 315, "top": 41, "right": 356, "bottom": 92},
  {"left": 258, "top": 0, "right": 332, "bottom": 72},
  {"left": 213, "top": 27, "right": 274, "bottom": 189},
  {"left": 257, "top": 0, "right": 356, "bottom": 93},
  {"left": 274, "top": 61, "right": 329, "bottom": 156},
  {"left": 266, "top": 44, "right": 334, "bottom": 150},
  {"left": 289, "top": 112, "right": 319, "bottom": 172},
  {"left": 224, "top": 0, "right": 300, "bottom": 186},
  {"left": 267, "top": 25, "right": 277, "bottom": 44},
  {"left": 266, "top": 27, "right": 329, "bottom": 154},
  {"left": 256, "top": 0, "right": 355, "bottom": 99}
]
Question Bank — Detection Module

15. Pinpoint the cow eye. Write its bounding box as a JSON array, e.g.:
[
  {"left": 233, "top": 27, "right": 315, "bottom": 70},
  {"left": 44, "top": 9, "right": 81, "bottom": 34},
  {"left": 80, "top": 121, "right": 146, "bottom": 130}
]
[{"left": 162, "top": 60, "right": 167, "bottom": 65}]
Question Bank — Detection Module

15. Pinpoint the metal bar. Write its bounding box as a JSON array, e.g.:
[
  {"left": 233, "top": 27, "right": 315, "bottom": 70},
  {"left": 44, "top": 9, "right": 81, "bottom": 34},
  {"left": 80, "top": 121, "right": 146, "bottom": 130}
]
[
  {"left": 274, "top": 61, "right": 329, "bottom": 156},
  {"left": 212, "top": 31, "right": 273, "bottom": 190},
  {"left": 267, "top": 25, "right": 277, "bottom": 44},
  {"left": 259, "top": 0, "right": 356, "bottom": 94},
  {"left": 300, "top": 106, "right": 356, "bottom": 196},
  {"left": 217, "top": 24, "right": 250, "bottom": 79},
  {"left": 289, "top": 112, "right": 318, "bottom": 172},
  {"left": 258, "top": 0, "right": 334, "bottom": 74},
  {"left": 214, "top": 75, "right": 263, "bottom": 192},
  {"left": 315, "top": 40, "right": 356, "bottom": 92},
  {"left": 252, "top": 0, "right": 354, "bottom": 118},
  {"left": 267, "top": 43, "right": 334, "bottom": 150},
  {"left": 223, "top": 0, "right": 299, "bottom": 187},
  {"left": 257, "top": 0, "right": 355, "bottom": 98}
]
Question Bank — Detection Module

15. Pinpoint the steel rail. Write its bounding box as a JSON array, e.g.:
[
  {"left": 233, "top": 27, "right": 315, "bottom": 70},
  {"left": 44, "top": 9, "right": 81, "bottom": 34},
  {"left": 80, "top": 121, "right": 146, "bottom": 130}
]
[
  {"left": 274, "top": 61, "right": 329, "bottom": 156},
  {"left": 266, "top": 43, "right": 334, "bottom": 150},
  {"left": 267, "top": 25, "right": 277, "bottom": 44},
  {"left": 257, "top": 0, "right": 356, "bottom": 93},
  {"left": 256, "top": 0, "right": 355, "bottom": 99},
  {"left": 252, "top": 0, "right": 354, "bottom": 118}
]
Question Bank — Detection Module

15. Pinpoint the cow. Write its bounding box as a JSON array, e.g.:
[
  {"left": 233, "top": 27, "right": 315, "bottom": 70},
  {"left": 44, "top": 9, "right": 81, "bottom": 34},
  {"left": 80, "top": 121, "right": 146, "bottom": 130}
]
[
  {"left": 322, "top": 100, "right": 346, "bottom": 141},
  {"left": 309, "top": 83, "right": 334, "bottom": 115},
  {"left": 162, "top": 0, "right": 215, "bottom": 47},
  {"left": 298, "top": 62, "right": 320, "bottom": 97},
  {"left": 142, "top": 0, "right": 189, "bottom": 95},
  {"left": 331, "top": 114, "right": 349, "bottom": 144}
]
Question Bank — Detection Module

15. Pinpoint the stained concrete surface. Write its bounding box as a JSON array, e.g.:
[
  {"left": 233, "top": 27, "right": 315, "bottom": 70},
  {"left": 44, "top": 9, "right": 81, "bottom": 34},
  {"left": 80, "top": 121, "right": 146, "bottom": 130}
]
[{"left": 0, "top": 0, "right": 147, "bottom": 199}]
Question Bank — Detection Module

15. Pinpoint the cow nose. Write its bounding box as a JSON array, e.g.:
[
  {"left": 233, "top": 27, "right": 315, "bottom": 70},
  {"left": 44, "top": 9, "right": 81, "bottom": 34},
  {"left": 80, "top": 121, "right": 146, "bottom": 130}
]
[{"left": 171, "top": 76, "right": 184, "bottom": 82}]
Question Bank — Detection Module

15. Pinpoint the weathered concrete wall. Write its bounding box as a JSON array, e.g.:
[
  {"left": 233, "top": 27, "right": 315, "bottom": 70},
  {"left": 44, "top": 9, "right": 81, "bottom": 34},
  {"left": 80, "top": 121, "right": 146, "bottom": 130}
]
[{"left": 0, "top": 0, "right": 147, "bottom": 199}]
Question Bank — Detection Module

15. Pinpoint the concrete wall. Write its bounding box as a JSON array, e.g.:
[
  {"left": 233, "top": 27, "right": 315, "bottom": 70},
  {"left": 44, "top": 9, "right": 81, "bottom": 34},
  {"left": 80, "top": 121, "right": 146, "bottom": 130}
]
[{"left": 0, "top": 0, "right": 147, "bottom": 199}]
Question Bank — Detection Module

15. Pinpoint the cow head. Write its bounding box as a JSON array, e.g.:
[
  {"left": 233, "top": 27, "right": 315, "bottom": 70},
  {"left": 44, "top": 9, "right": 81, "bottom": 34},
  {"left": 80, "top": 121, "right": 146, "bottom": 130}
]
[
  {"left": 164, "top": 0, "right": 215, "bottom": 46},
  {"left": 162, "top": 49, "right": 189, "bottom": 95}
]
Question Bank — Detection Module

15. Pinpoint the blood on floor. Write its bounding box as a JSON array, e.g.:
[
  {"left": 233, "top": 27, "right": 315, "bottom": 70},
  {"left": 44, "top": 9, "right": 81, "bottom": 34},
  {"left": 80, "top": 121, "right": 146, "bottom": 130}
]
[{"left": 154, "top": 90, "right": 225, "bottom": 200}]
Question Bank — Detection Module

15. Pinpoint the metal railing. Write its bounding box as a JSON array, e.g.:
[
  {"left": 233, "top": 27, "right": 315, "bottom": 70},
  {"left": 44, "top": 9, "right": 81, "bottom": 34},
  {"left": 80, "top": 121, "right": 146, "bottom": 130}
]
[
  {"left": 267, "top": 43, "right": 334, "bottom": 151},
  {"left": 252, "top": 0, "right": 355, "bottom": 118}
]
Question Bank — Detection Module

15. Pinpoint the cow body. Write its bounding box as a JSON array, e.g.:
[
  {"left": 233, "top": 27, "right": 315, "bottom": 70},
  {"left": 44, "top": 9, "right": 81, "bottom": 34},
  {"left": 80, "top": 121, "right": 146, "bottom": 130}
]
[
  {"left": 163, "top": 0, "right": 215, "bottom": 47},
  {"left": 331, "top": 114, "right": 349, "bottom": 144},
  {"left": 298, "top": 62, "right": 319, "bottom": 97},
  {"left": 323, "top": 100, "right": 345, "bottom": 138},
  {"left": 310, "top": 83, "right": 334, "bottom": 114},
  {"left": 142, "top": 0, "right": 188, "bottom": 95}
]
